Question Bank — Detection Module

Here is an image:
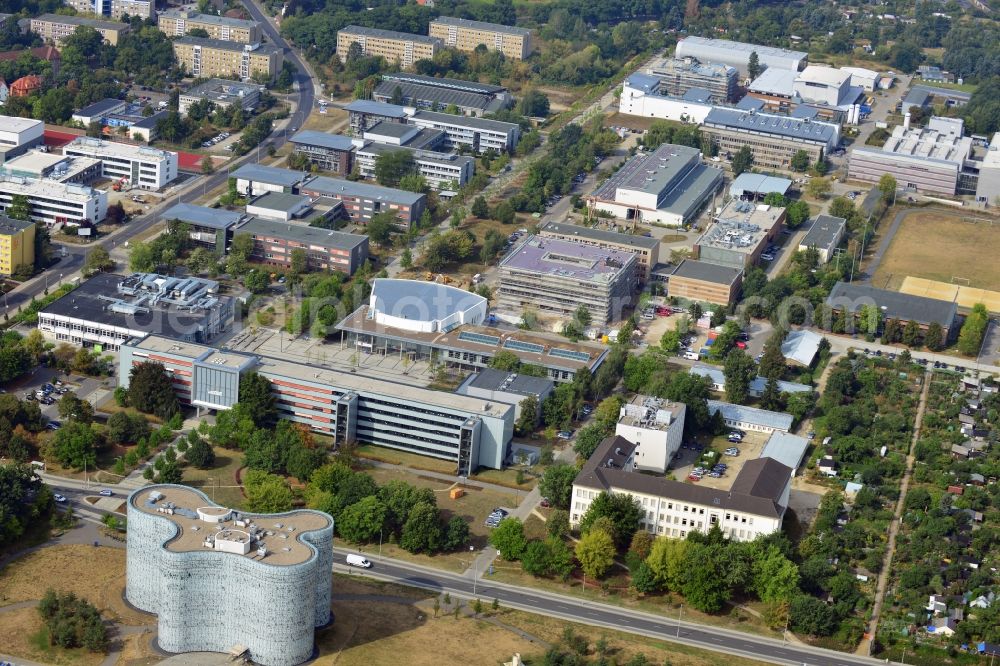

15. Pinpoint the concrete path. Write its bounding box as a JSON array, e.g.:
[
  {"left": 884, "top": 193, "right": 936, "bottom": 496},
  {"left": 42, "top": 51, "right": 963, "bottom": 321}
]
[{"left": 857, "top": 369, "right": 931, "bottom": 656}]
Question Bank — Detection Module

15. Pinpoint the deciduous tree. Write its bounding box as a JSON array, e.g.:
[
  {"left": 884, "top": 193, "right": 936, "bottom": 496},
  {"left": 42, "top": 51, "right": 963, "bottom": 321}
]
[{"left": 575, "top": 528, "right": 615, "bottom": 579}]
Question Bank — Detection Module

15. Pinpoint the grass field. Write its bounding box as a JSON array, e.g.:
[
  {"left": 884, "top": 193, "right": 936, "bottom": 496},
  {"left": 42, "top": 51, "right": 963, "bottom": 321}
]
[
  {"left": 871, "top": 211, "right": 1000, "bottom": 291},
  {"left": 180, "top": 446, "right": 248, "bottom": 510}
]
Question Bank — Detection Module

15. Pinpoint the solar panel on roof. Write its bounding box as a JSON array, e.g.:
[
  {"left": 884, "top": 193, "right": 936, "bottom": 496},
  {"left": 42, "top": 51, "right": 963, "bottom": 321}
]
[
  {"left": 504, "top": 339, "right": 545, "bottom": 354},
  {"left": 549, "top": 348, "right": 591, "bottom": 362},
  {"left": 457, "top": 331, "right": 500, "bottom": 346}
]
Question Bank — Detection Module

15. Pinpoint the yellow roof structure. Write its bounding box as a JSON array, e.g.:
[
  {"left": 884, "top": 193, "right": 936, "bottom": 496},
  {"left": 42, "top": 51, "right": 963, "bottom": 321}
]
[{"left": 900, "top": 276, "right": 1000, "bottom": 313}]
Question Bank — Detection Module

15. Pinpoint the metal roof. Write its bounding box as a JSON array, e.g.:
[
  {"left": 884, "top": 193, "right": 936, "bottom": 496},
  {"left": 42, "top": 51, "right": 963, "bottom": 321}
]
[
  {"left": 232, "top": 164, "right": 308, "bottom": 187},
  {"left": 539, "top": 220, "right": 659, "bottom": 250},
  {"left": 780, "top": 329, "right": 823, "bottom": 366},
  {"left": 626, "top": 72, "right": 661, "bottom": 94},
  {"left": 705, "top": 107, "right": 837, "bottom": 144},
  {"left": 728, "top": 172, "right": 792, "bottom": 197},
  {"left": 707, "top": 400, "right": 794, "bottom": 431},
  {"left": 370, "top": 278, "right": 485, "bottom": 319},
  {"left": 247, "top": 191, "right": 309, "bottom": 213},
  {"left": 430, "top": 16, "right": 530, "bottom": 37},
  {"left": 339, "top": 25, "right": 442, "bottom": 45},
  {"left": 343, "top": 100, "right": 409, "bottom": 117},
  {"left": 364, "top": 121, "right": 417, "bottom": 140},
  {"left": 758, "top": 432, "right": 809, "bottom": 474},
  {"left": 289, "top": 130, "right": 355, "bottom": 152},
  {"left": 175, "top": 35, "right": 281, "bottom": 55},
  {"left": 410, "top": 110, "right": 519, "bottom": 134},
  {"left": 682, "top": 87, "right": 715, "bottom": 103},
  {"left": 300, "top": 175, "right": 425, "bottom": 205},
  {"left": 799, "top": 214, "right": 845, "bottom": 252},
  {"left": 374, "top": 79, "right": 503, "bottom": 113},
  {"left": 382, "top": 72, "right": 505, "bottom": 95},
  {"left": 749, "top": 67, "right": 798, "bottom": 96},
  {"left": 161, "top": 202, "right": 242, "bottom": 230},
  {"left": 467, "top": 367, "right": 553, "bottom": 396},
  {"left": 826, "top": 282, "right": 959, "bottom": 328},
  {"left": 233, "top": 217, "right": 367, "bottom": 251},
  {"left": 670, "top": 259, "right": 742, "bottom": 285},
  {"left": 499, "top": 235, "right": 637, "bottom": 283},
  {"left": 73, "top": 98, "right": 126, "bottom": 118}
]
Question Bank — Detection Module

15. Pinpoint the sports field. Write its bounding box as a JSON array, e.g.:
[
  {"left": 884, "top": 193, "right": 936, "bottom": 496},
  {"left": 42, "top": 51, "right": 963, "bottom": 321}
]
[{"left": 871, "top": 211, "right": 1000, "bottom": 292}]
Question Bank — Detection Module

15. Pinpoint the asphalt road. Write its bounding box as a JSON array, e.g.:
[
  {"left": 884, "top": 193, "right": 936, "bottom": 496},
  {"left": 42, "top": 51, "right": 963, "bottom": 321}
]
[
  {"left": 3, "top": 0, "right": 313, "bottom": 316},
  {"left": 331, "top": 547, "right": 891, "bottom": 666}
]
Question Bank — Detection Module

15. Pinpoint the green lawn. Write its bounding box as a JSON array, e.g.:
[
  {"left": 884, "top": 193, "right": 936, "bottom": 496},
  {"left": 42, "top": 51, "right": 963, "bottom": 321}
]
[{"left": 180, "top": 447, "right": 247, "bottom": 509}]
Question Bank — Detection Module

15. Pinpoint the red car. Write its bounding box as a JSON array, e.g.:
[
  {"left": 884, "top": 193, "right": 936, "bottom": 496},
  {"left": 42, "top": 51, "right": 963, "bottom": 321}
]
[
  {"left": 735, "top": 340, "right": 747, "bottom": 349},
  {"left": 655, "top": 306, "right": 671, "bottom": 316}
]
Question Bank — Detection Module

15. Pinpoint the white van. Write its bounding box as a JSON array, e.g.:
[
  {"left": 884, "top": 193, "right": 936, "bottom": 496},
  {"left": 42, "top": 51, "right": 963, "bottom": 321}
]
[
  {"left": 683, "top": 351, "right": 700, "bottom": 361},
  {"left": 346, "top": 554, "right": 372, "bottom": 568}
]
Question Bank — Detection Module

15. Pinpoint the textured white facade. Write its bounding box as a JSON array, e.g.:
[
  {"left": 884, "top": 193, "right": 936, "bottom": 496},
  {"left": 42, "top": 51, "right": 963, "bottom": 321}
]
[{"left": 126, "top": 485, "right": 333, "bottom": 666}]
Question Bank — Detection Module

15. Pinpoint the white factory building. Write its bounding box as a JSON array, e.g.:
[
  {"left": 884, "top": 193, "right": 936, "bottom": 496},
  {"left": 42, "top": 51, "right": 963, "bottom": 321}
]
[
  {"left": 675, "top": 36, "right": 807, "bottom": 77},
  {"left": 63, "top": 138, "right": 178, "bottom": 190},
  {"left": 0, "top": 117, "right": 45, "bottom": 163},
  {"left": 618, "top": 73, "right": 715, "bottom": 124}
]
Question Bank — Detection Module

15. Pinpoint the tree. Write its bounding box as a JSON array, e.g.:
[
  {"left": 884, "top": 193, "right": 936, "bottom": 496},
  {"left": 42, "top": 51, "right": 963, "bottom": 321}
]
[
  {"left": 576, "top": 528, "right": 615, "bottom": 579},
  {"left": 126, "top": 362, "right": 179, "bottom": 419},
  {"left": 732, "top": 146, "right": 754, "bottom": 176},
  {"left": 490, "top": 517, "right": 527, "bottom": 561},
  {"left": 57, "top": 393, "right": 93, "bottom": 424},
  {"left": 660, "top": 330, "right": 681, "bottom": 353},
  {"left": 681, "top": 543, "right": 732, "bottom": 613},
  {"left": 540, "top": 462, "right": 577, "bottom": 509},
  {"left": 790, "top": 150, "right": 810, "bottom": 172},
  {"left": 51, "top": 421, "right": 98, "bottom": 470},
  {"left": 785, "top": 200, "right": 810, "bottom": 229},
  {"left": 471, "top": 195, "right": 489, "bottom": 218},
  {"left": 515, "top": 395, "right": 538, "bottom": 434},
  {"left": 901, "top": 319, "right": 921, "bottom": 348},
  {"left": 646, "top": 536, "right": 689, "bottom": 592},
  {"left": 201, "top": 156, "right": 215, "bottom": 174},
  {"left": 957, "top": 303, "right": 989, "bottom": 356},
  {"left": 806, "top": 177, "right": 831, "bottom": 199},
  {"left": 789, "top": 595, "right": 837, "bottom": 636},
  {"left": 747, "top": 51, "right": 762, "bottom": 81},
  {"left": 924, "top": 322, "right": 944, "bottom": 351},
  {"left": 366, "top": 211, "right": 397, "bottom": 247},
  {"left": 185, "top": 436, "right": 215, "bottom": 469},
  {"left": 82, "top": 247, "right": 114, "bottom": 277},
  {"left": 243, "top": 470, "right": 293, "bottom": 513},
  {"left": 6, "top": 194, "right": 30, "bottom": 221},
  {"left": 579, "top": 492, "right": 642, "bottom": 550},
  {"left": 489, "top": 350, "right": 521, "bottom": 371},
  {"left": 521, "top": 539, "right": 554, "bottom": 576},
  {"left": 289, "top": 248, "right": 307, "bottom": 277},
  {"left": 548, "top": 509, "right": 570, "bottom": 539},
  {"left": 128, "top": 240, "right": 157, "bottom": 273},
  {"left": 878, "top": 173, "right": 897, "bottom": 203},
  {"left": 518, "top": 89, "right": 550, "bottom": 117},
  {"left": 723, "top": 349, "right": 756, "bottom": 404},
  {"left": 400, "top": 247, "right": 413, "bottom": 269},
  {"left": 494, "top": 201, "right": 515, "bottom": 225},
  {"left": 244, "top": 270, "right": 269, "bottom": 293},
  {"left": 760, "top": 375, "right": 782, "bottom": 410},
  {"left": 400, "top": 502, "right": 443, "bottom": 553},
  {"left": 443, "top": 515, "right": 470, "bottom": 550},
  {"left": 374, "top": 150, "right": 417, "bottom": 187},
  {"left": 751, "top": 546, "right": 800, "bottom": 604},
  {"left": 238, "top": 372, "right": 276, "bottom": 426},
  {"left": 631, "top": 561, "right": 659, "bottom": 594},
  {"left": 759, "top": 329, "right": 786, "bottom": 380},
  {"left": 338, "top": 496, "right": 387, "bottom": 543},
  {"left": 389, "top": 85, "right": 404, "bottom": 105}
]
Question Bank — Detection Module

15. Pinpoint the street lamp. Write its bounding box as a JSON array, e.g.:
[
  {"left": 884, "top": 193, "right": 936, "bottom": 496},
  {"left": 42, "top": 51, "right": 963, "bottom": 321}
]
[
  {"left": 207, "top": 477, "right": 215, "bottom": 502},
  {"left": 676, "top": 604, "right": 682, "bottom": 638},
  {"left": 470, "top": 545, "right": 478, "bottom": 596},
  {"left": 378, "top": 528, "right": 383, "bottom": 559}
]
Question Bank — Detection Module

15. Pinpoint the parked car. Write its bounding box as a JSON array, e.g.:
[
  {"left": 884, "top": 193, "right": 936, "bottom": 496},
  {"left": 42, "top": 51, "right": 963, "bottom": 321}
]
[
  {"left": 98, "top": 489, "right": 114, "bottom": 497},
  {"left": 540, "top": 498, "right": 551, "bottom": 508},
  {"left": 54, "top": 494, "right": 67, "bottom": 503},
  {"left": 556, "top": 430, "right": 574, "bottom": 440},
  {"left": 346, "top": 554, "right": 372, "bottom": 568},
  {"left": 724, "top": 447, "right": 740, "bottom": 456}
]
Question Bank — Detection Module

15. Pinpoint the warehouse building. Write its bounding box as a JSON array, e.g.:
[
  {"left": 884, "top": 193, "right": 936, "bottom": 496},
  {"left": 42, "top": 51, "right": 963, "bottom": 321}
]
[
  {"left": 336, "top": 26, "right": 441, "bottom": 68},
  {"left": 701, "top": 107, "right": 839, "bottom": 169},
  {"left": 373, "top": 73, "right": 512, "bottom": 117},
  {"left": 675, "top": 36, "right": 807, "bottom": 77},
  {"left": 408, "top": 110, "right": 521, "bottom": 153},
  {"left": 298, "top": 175, "right": 426, "bottom": 229},
  {"left": 344, "top": 100, "right": 410, "bottom": 136},
  {"left": 667, "top": 259, "right": 743, "bottom": 307},
  {"left": 71, "top": 98, "right": 129, "bottom": 126},
  {"left": 826, "top": 282, "right": 959, "bottom": 338},
  {"left": 0, "top": 176, "right": 107, "bottom": 228},
  {"left": 496, "top": 235, "right": 638, "bottom": 324},
  {"left": 798, "top": 214, "right": 846, "bottom": 263},
  {"left": 848, "top": 121, "right": 975, "bottom": 195},
  {"left": 232, "top": 213, "right": 368, "bottom": 275},
  {"left": 127, "top": 484, "right": 333, "bottom": 666},
  {"left": 160, "top": 202, "right": 243, "bottom": 254},
  {"left": 158, "top": 9, "right": 261, "bottom": 43},
  {"left": 538, "top": 220, "right": 660, "bottom": 282},
  {"left": 30, "top": 13, "right": 129, "bottom": 45},
  {"left": 759, "top": 432, "right": 810, "bottom": 476},
  {"left": 728, "top": 173, "right": 791, "bottom": 201},
  {"left": 0, "top": 215, "right": 34, "bottom": 276},
  {"left": 354, "top": 142, "right": 474, "bottom": 191},
  {"left": 63, "top": 137, "right": 178, "bottom": 190},
  {"left": 618, "top": 73, "right": 716, "bottom": 124},
  {"left": 288, "top": 131, "right": 355, "bottom": 174},
  {"left": 336, "top": 279, "right": 608, "bottom": 383},
  {"left": 428, "top": 16, "right": 531, "bottom": 60},
  {"left": 693, "top": 200, "right": 785, "bottom": 269},
  {"left": 119, "top": 332, "right": 515, "bottom": 472},
  {"left": 179, "top": 79, "right": 265, "bottom": 115},
  {"left": 0, "top": 117, "right": 44, "bottom": 163},
  {"left": 586, "top": 143, "right": 723, "bottom": 228},
  {"left": 38, "top": 273, "right": 234, "bottom": 349},
  {"left": 644, "top": 57, "right": 739, "bottom": 102},
  {"left": 172, "top": 36, "right": 283, "bottom": 82},
  {"left": 571, "top": 435, "right": 791, "bottom": 541},
  {"left": 841, "top": 66, "right": 880, "bottom": 92}
]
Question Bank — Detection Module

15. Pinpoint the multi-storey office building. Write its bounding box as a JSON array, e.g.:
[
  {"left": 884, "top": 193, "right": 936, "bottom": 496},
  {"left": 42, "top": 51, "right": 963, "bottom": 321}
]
[
  {"left": 0, "top": 215, "right": 34, "bottom": 276},
  {"left": 586, "top": 143, "right": 723, "bottom": 228},
  {"left": 179, "top": 79, "right": 265, "bottom": 116},
  {"left": 667, "top": 259, "right": 743, "bottom": 307},
  {"left": 336, "top": 279, "right": 608, "bottom": 384},
  {"left": 0, "top": 176, "right": 107, "bottom": 227},
  {"left": 428, "top": 16, "right": 531, "bottom": 60},
  {"left": 63, "top": 138, "right": 178, "bottom": 190},
  {"left": 538, "top": 220, "right": 660, "bottom": 282},
  {"left": 701, "top": 107, "right": 839, "bottom": 170},
  {"left": 644, "top": 57, "right": 738, "bottom": 102},
  {"left": 571, "top": 435, "right": 792, "bottom": 541},
  {"left": 288, "top": 131, "right": 355, "bottom": 174},
  {"left": 354, "top": 143, "right": 475, "bottom": 191},
  {"left": 675, "top": 36, "right": 807, "bottom": 78},
  {"left": 158, "top": 9, "right": 261, "bottom": 43},
  {"left": 363, "top": 121, "right": 445, "bottom": 150},
  {"left": 232, "top": 214, "right": 369, "bottom": 275},
  {"left": 160, "top": 202, "right": 244, "bottom": 255},
  {"left": 0, "top": 152, "right": 101, "bottom": 185},
  {"left": 0, "top": 117, "right": 45, "bottom": 164},
  {"left": 39, "top": 273, "right": 234, "bottom": 350},
  {"left": 336, "top": 26, "right": 441, "bottom": 68},
  {"left": 408, "top": 110, "right": 520, "bottom": 153},
  {"left": 298, "top": 175, "right": 426, "bottom": 229},
  {"left": 119, "top": 333, "right": 515, "bottom": 472},
  {"left": 126, "top": 484, "right": 333, "bottom": 666},
  {"left": 30, "top": 14, "right": 129, "bottom": 45},
  {"left": 373, "top": 73, "right": 511, "bottom": 117},
  {"left": 693, "top": 200, "right": 785, "bottom": 269},
  {"left": 496, "top": 236, "right": 638, "bottom": 324},
  {"left": 615, "top": 395, "right": 686, "bottom": 474},
  {"left": 848, "top": 123, "right": 975, "bottom": 195},
  {"left": 173, "top": 36, "right": 283, "bottom": 82},
  {"left": 344, "top": 100, "right": 409, "bottom": 136}
]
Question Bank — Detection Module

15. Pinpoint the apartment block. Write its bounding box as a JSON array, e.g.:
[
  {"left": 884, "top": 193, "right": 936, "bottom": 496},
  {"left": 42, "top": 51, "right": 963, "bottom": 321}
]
[
  {"left": 298, "top": 175, "right": 426, "bottom": 229},
  {"left": 701, "top": 107, "right": 839, "bottom": 170},
  {"left": 0, "top": 176, "right": 107, "bottom": 227},
  {"left": 64, "top": 138, "right": 177, "bottom": 190},
  {"left": 429, "top": 16, "right": 531, "bottom": 60},
  {"left": 336, "top": 26, "right": 441, "bottom": 68},
  {"left": 67, "top": 0, "right": 153, "bottom": 20},
  {"left": 158, "top": 9, "right": 261, "bottom": 44},
  {"left": 496, "top": 235, "right": 638, "bottom": 324},
  {"left": 408, "top": 110, "right": 520, "bottom": 153},
  {"left": 0, "top": 215, "right": 34, "bottom": 276},
  {"left": 173, "top": 36, "right": 283, "bottom": 82},
  {"left": 30, "top": 14, "right": 129, "bottom": 45}
]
